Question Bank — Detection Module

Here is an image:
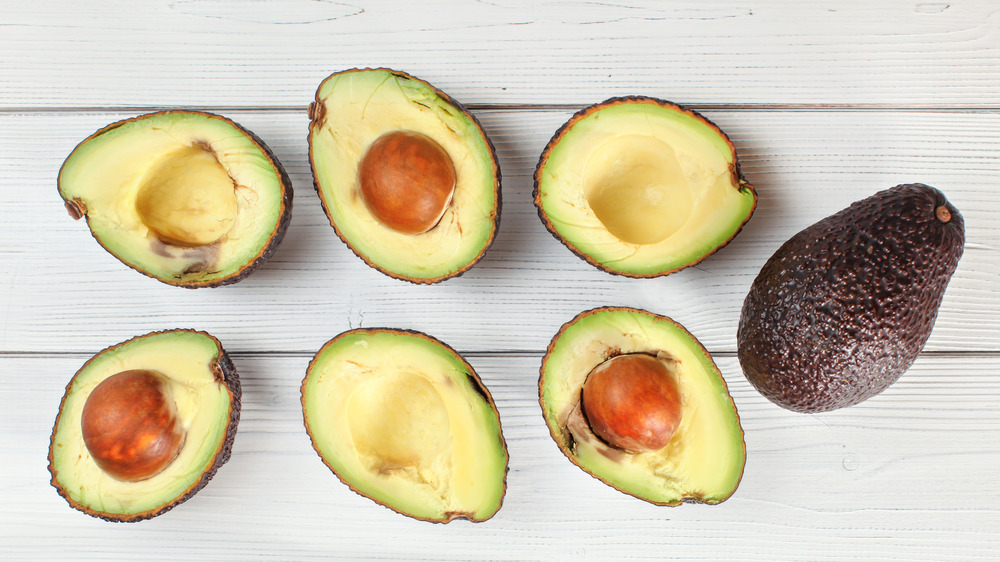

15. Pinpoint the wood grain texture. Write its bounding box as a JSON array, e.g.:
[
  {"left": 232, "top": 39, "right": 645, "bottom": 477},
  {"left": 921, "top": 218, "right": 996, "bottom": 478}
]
[
  {"left": 2, "top": 1, "right": 1000, "bottom": 108},
  {"left": 4, "top": 1, "right": 1000, "bottom": 559},
  {"left": 2, "top": 109, "right": 996, "bottom": 354},
  {"left": 7, "top": 353, "right": 999, "bottom": 560}
]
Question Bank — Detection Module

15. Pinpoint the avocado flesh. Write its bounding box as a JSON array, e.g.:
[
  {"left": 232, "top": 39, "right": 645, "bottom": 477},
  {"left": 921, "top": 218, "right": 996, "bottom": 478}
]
[
  {"left": 48, "top": 330, "right": 240, "bottom": 521},
  {"left": 535, "top": 98, "right": 756, "bottom": 277},
  {"left": 738, "top": 183, "right": 965, "bottom": 412},
  {"left": 58, "top": 111, "right": 291, "bottom": 287},
  {"left": 540, "top": 307, "right": 745, "bottom": 505},
  {"left": 302, "top": 329, "right": 507, "bottom": 522},
  {"left": 309, "top": 68, "right": 500, "bottom": 283}
]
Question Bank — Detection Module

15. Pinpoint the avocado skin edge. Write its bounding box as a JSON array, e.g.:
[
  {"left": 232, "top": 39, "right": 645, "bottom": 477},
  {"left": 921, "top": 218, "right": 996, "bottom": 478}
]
[
  {"left": 737, "top": 183, "right": 965, "bottom": 413},
  {"left": 47, "top": 329, "right": 242, "bottom": 522}
]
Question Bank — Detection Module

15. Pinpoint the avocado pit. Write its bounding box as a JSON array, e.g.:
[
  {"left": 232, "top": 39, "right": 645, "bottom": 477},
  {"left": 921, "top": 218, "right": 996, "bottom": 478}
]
[
  {"left": 80, "top": 369, "right": 185, "bottom": 482},
  {"left": 135, "top": 144, "right": 238, "bottom": 247},
  {"left": 358, "top": 130, "right": 457, "bottom": 234},
  {"left": 581, "top": 353, "right": 682, "bottom": 453}
]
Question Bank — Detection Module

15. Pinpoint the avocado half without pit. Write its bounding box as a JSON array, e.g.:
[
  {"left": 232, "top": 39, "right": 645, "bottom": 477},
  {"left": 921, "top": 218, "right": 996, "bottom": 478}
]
[
  {"left": 58, "top": 111, "right": 292, "bottom": 288},
  {"left": 539, "top": 307, "right": 745, "bottom": 505},
  {"left": 308, "top": 68, "right": 501, "bottom": 283},
  {"left": 301, "top": 329, "right": 508, "bottom": 522},
  {"left": 48, "top": 330, "right": 241, "bottom": 522},
  {"left": 534, "top": 97, "right": 756, "bottom": 277}
]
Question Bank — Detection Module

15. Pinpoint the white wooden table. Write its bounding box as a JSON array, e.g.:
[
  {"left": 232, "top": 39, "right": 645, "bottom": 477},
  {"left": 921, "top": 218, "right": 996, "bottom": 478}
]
[{"left": 3, "top": 2, "right": 999, "bottom": 559}]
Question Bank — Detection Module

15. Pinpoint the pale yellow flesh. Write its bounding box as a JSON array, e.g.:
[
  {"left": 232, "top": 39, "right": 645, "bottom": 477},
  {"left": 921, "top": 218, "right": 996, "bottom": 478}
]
[
  {"left": 303, "top": 331, "right": 506, "bottom": 521},
  {"left": 309, "top": 70, "right": 498, "bottom": 281},
  {"left": 59, "top": 112, "right": 284, "bottom": 284},
  {"left": 584, "top": 135, "right": 693, "bottom": 245},
  {"left": 135, "top": 145, "right": 238, "bottom": 247},
  {"left": 49, "top": 332, "right": 231, "bottom": 516},
  {"left": 540, "top": 309, "right": 745, "bottom": 504},
  {"left": 538, "top": 102, "right": 755, "bottom": 275}
]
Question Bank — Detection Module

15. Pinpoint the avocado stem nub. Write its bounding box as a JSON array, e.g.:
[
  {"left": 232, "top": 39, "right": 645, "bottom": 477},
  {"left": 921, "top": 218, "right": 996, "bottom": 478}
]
[
  {"left": 65, "top": 198, "right": 87, "bottom": 220},
  {"left": 935, "top": 205, "right": 952, "bottom": 223}
]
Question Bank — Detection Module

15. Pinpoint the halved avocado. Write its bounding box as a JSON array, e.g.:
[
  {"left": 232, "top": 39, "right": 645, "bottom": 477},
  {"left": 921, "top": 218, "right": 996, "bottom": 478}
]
[
  {"left": 539, "top": 307, "right": 745, "bottom": 505},
  {"left": 301, "top": 329, "right": 508, "bottom": 522},
  {"left": 308, "top": 68, "right": 501, "bottom": 283},
  {"left": 58, "top": 111, "right": 292, "bottom": 288},
  {"left": 48, "top": 329, "right": 241, "bottom": 522},
  {"left": 534, "top": 97, "right": 756, "bottom": 277}
]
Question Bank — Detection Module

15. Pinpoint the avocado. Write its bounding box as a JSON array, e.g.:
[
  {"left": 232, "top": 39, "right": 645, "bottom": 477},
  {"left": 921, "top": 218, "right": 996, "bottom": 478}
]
[
  {"left": 48, "top": 330, "right": 241, "bottom": 522},
  {"left": 539, "top": 307, "right": 745, "bottom": 505},
  {"left": 59, "top": 111, "right": 292, "bottom": 288},
  {"left": 533, "top": 97, "right": 756, "bottom": 277},
  {"left": 301, "top": 328, "right": 508, "bottom": 522},
  {"left": 308, "top": 68, "right": 501, "bottom": 284},
  {"left": 738, "top": 183, "right": 965, "bottom": 413}
]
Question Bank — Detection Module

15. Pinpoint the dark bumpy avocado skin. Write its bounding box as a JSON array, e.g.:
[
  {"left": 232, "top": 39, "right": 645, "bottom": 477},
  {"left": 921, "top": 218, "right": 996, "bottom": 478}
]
[
  {"left": 738, "top": 184, "right": 964, "bottom": 413},
  {"left": 47, "top": 330, "right": 242, "bottom": 522}
]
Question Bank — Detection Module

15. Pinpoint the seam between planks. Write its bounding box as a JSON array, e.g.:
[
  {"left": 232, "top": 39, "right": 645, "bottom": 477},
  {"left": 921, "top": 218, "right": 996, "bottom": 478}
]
[
  {"left": 3, "top": 104, "right": 1000, "bottom": 115},
  {"left": 4, "top": 350, "right": 1000, "bottom": 359}
]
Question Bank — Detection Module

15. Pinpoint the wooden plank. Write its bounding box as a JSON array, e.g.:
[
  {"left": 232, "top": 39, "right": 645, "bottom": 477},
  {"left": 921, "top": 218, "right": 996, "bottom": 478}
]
[
  {"left": 7, "top": 353, "right": 1000, "bottom": 560},
  {"left": 2, "top": 1, "right": 1000, "bottom": 109},
  {"left": 1, "top": 109, "right": 996, "bottom": 354}
]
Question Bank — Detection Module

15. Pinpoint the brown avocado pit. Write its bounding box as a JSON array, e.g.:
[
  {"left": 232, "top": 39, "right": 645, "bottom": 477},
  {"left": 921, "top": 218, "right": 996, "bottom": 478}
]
[
  {"left": 135, "top": 144, "right": 238, "bottom": 248},
  {"left": 358, "top": 130, "right": 457, "bottom": 235},
  {"left": 81, "top": 369, "right": 186, "bottom": 482},
  {"left": 581, "top": 353, "right": 682, "bottom": 453}
]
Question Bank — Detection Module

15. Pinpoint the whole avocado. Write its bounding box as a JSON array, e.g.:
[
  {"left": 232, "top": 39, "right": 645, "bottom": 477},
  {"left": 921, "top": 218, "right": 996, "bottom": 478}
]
[{"left": 738, "top": 183, "right": 965, "bottom": 413}]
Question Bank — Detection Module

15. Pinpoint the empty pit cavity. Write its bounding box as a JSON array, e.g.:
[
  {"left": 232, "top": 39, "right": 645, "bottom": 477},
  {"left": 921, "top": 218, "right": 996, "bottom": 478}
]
[
  {"left": 135, "top": 144, "right": 238, "bottom": 247},
  {"left": 347, "top": 371, "right": 451, "bottom": 472},
  {"left": 583, "top": 135, "right": 693, "bottom": 245}
]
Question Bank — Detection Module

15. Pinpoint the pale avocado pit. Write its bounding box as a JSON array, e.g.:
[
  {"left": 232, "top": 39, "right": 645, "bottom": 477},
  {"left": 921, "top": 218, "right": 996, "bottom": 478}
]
[
  {"left": 540, "top": 307, "right": 745, "bottom": 505},
  {"left": 302, "top": 329, "right": 508, "bottom": 523}
]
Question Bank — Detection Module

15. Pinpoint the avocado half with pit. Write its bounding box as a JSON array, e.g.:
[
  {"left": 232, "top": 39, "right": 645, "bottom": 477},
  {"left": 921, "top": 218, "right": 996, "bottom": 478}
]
[
  {"left": 308, "top": 68, "right": 501, "bottom": 283},
  {"left": 301, "top": 328, "right": 508, "bottom": 522},
  {"left": 48, "top": 329, "right": 241, "bottom": 522},
  {"left": 58, "top": 111, "right": 292, "bottom": 288},
  {"left": 534, "top": 97, "right": 756, "bottom": 277},
  {"left": 539, "top": 307, "right": 745, "bottom": 505}
]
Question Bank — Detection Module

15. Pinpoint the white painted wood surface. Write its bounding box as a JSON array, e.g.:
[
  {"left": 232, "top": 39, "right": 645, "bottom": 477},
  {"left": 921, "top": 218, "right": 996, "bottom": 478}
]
[{"left": 3, "top": 2, "right": 999, "bottom": 559}]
